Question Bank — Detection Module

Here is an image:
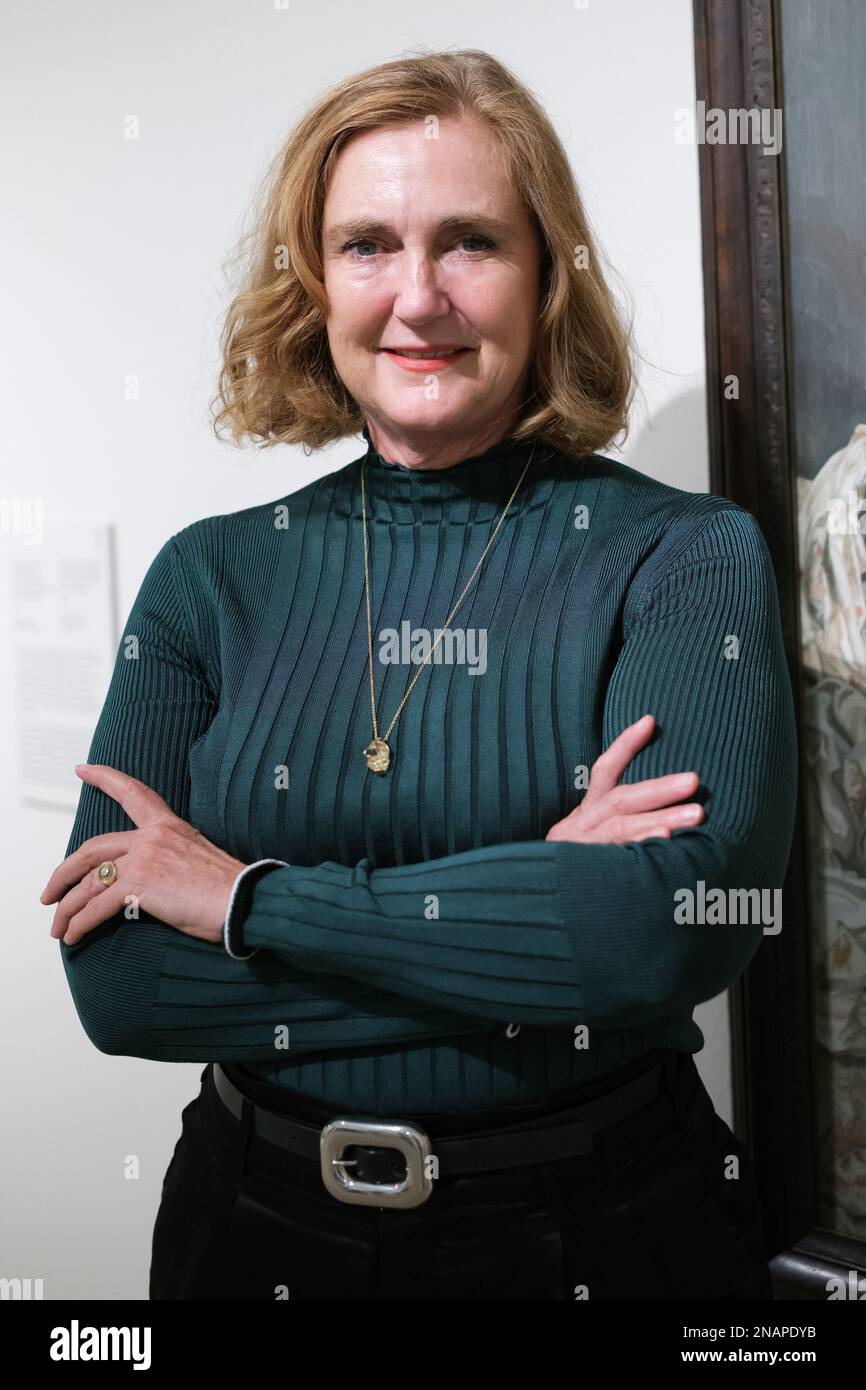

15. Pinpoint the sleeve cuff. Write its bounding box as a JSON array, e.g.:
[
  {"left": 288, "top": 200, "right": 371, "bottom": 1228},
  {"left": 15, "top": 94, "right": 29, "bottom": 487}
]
[{"left": 223, "top": 858, "right": 290, "bottom": 959}]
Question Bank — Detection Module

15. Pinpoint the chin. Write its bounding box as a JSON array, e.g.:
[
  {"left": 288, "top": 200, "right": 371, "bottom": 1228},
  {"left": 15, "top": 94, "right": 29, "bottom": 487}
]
[{"left": 374, "top": 389, "right": 478, "bottom": 428}]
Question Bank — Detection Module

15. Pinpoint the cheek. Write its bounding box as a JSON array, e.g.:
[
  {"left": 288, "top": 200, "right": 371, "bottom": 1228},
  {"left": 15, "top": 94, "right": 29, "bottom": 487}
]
[
  {"left": 342, "top": 275, "right": 395, "bottom": 324},
  {"left": 325, "top": 274, "right": 387, "bottom": 342},
  {"left": 452, "top": 273, "right": 531, "bottom": 346},
  {"left": 492, "top": 285, "right": 535, "bottom": 341}
]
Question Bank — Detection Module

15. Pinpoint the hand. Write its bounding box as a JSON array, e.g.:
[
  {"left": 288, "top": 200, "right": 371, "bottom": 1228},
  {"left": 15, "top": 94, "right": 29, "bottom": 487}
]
[
  {"left": 39, "top": 765, "right": 247, "bottom": 946},
  {"left": 545, "top": 714, "right": 704, "bottom": 845}
]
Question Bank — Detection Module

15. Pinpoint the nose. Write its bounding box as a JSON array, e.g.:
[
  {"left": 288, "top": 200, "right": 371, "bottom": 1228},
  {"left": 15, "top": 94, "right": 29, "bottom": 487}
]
[{"left": 391, "top": 251, "right": 451, "bottom": 320}]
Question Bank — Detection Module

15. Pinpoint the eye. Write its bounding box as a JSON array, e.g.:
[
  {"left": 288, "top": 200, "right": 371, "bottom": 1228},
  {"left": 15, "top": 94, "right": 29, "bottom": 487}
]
[
  {"left": 456, "top": 234, "right": 495, "bottom": 254},
  {"left": 340, "top": 234, "right": 496, "bottom": 260},
  {"left": 341, "top": 239, "right": 379, "bottom": 258}
]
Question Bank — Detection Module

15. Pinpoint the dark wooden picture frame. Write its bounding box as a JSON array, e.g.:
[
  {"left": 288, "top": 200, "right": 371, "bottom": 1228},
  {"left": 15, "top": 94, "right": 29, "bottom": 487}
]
[{"left": 693, "top": 0, "right": 866, "bottom": 1297}]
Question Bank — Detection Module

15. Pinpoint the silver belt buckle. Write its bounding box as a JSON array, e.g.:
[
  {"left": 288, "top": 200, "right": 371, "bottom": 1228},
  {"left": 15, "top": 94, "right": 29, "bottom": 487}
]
[{"left": 320, "top": 1117, "right": 434, "bottom": 1208}]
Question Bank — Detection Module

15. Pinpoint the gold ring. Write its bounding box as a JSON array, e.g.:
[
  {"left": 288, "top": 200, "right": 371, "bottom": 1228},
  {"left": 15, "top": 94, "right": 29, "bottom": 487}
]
[{"left": 96, "top": 861, "right": 117, "bottom": 887}]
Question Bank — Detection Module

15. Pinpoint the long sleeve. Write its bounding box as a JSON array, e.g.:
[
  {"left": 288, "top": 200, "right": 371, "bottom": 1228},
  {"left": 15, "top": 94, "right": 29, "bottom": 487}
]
[
  {"left": 58, "top": 532, "right": 497, "bottom": 1061},
  {"left": 233, "top": 507, "right": 798, "bottom": 1028}
]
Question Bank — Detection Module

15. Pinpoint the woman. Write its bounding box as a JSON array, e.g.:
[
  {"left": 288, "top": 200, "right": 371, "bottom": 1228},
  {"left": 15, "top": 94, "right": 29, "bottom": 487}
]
[{"left": 42, "top": 49, "right": 797, "bottom": 1300}]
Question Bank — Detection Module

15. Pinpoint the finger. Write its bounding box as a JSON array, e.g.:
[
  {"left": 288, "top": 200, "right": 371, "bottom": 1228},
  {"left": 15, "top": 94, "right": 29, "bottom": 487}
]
[
  {"left": 589, "top": 802, "right": 704, "bottom": 844},
  {"left": 73, "top": 764, "right": 177, "bottom": 831},
  {"left": 615, "top": 825, "right": 673, "bottom": 844},
  {"left": 53, "top": 873, "right": 129, "bottom": 946},
  {"left": 49, "top": 870, "right": 104, "bottom": 941},
  {"left": 39, "top": 833, "right": 134, "bottom": 904},
  {"left": 587, "top": 715, "right": 656, "bottom": 798},
  {"left": 586, "top": 770, "right": 700, "bottom": 823}
]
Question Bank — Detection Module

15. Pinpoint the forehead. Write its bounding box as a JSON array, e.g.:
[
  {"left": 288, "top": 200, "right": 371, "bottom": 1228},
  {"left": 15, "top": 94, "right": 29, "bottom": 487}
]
[{"left": 323, "top": 117, "right": 516, "bottom": 218}]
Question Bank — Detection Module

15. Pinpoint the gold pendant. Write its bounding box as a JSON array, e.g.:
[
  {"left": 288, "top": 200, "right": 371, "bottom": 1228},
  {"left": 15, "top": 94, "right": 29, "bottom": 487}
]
[{"left": 364, "top": 737, "right": 391, "bottom": 774}]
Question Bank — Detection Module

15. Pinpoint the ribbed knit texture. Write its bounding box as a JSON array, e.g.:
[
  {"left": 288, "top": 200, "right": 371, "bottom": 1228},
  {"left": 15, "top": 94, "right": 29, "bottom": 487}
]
[{"left": 59, "top": 425, "right": 797, "bottom": 1115}]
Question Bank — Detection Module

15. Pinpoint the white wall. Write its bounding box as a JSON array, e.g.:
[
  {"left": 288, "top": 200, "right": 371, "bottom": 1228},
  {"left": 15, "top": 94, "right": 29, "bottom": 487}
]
[{"left": 1, "top": 0, "right": 722, "bottom": 1301}]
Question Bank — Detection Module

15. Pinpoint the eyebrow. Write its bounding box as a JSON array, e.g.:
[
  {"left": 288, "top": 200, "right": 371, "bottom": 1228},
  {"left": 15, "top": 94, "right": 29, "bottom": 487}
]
[{"left": 323, "top": 214, "right": 514, "bottom": 249}]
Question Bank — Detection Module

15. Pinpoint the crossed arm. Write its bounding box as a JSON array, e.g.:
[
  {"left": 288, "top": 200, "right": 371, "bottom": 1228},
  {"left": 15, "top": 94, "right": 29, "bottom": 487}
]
[
  {"left": 223, "top": 509, "right": 797, "bottom": 1027},
  {"left": 57, "top": 507, "right": 797, "bottom": 1058}
]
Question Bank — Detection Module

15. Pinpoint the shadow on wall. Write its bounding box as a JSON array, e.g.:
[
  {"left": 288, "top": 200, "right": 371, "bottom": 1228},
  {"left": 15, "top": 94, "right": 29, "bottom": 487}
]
[{"left": 622, "top": 384, "right": 710, "bottom": 494}]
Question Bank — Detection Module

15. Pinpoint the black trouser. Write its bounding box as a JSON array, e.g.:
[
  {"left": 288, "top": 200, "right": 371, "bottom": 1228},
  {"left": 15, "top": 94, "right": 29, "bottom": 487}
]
[{"left": 149, "top": 1050, "right": 774, "bottom": 1300}]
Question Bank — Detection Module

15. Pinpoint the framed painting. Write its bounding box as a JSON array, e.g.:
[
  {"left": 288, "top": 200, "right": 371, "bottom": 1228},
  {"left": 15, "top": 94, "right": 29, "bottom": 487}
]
[{"left": 693, "top": 0, "right": 866, "bottom": 1297}]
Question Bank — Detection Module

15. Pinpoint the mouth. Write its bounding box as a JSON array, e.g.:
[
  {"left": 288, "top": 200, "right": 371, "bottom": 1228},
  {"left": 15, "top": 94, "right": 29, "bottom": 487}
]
[{"left": 379, "top": 346, "right": 474, "bottom": 371}]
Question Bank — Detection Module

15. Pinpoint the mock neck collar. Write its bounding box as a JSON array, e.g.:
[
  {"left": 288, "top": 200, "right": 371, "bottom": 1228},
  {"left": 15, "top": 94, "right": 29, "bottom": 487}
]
[{"left": 354, "top": 421, "right": 560, "bottom": 525}]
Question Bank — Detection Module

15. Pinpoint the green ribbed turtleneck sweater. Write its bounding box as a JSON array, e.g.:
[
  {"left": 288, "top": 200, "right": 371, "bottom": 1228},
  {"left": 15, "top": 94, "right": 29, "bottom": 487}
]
[{"left": 59, "top": 425, "right": 797, "bottom": 1115}]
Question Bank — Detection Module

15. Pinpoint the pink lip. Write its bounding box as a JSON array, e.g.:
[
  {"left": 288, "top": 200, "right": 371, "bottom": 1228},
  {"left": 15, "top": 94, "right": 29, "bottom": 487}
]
[{"left": 380, "top": 347, "right": 473, "bottom": 372}]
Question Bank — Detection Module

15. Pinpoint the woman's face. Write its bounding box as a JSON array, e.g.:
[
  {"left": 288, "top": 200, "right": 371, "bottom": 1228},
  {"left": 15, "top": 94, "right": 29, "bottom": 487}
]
[{"left": 321, "top": 115, "right": 542, "bottom": 462}]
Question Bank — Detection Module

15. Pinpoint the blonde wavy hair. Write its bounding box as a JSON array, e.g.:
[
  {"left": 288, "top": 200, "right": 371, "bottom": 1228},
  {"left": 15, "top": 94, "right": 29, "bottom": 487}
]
[{"left": 211, "top": 47, "right": 637, "bottom": 458}]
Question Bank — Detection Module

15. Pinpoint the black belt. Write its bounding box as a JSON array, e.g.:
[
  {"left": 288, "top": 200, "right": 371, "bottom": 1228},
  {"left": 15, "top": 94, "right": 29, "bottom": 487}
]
[{"left": 212, "top": 1055, "right": 680, "bottom": 1210}]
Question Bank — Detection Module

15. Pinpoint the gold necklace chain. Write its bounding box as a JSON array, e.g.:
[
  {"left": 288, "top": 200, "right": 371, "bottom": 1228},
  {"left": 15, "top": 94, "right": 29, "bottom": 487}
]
[{"left": 360, "top": 438, "right": 537, "bottom": 774}]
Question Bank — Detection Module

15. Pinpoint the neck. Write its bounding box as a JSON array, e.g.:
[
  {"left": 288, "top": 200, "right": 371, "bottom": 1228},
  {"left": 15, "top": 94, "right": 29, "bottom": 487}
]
[
  {"left": 362, "top": 414, "right": 524, "bottom": 472},
  {"left": 354, "top": 421, "right": 561, "bottom": 527}
]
